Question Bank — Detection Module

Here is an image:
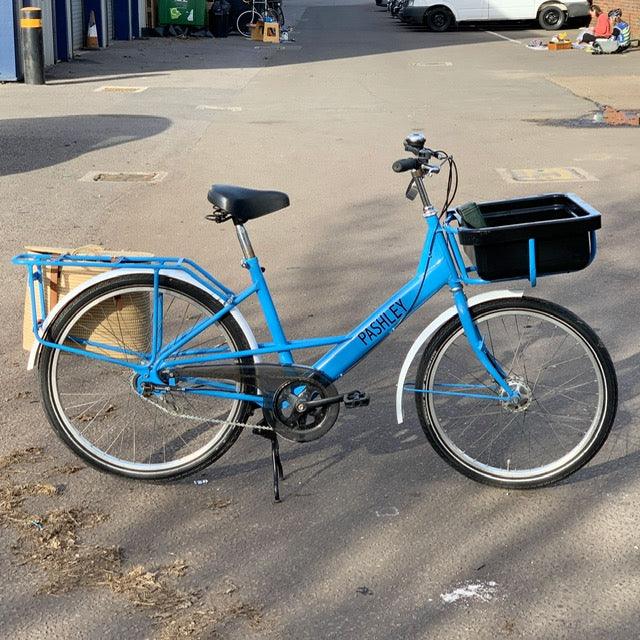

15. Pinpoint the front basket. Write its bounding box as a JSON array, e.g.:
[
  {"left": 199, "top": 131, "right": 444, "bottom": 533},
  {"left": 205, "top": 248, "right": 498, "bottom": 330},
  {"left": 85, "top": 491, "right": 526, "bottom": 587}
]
[{"left": 456, "top": 193, "right": 601, "bottom": 282}]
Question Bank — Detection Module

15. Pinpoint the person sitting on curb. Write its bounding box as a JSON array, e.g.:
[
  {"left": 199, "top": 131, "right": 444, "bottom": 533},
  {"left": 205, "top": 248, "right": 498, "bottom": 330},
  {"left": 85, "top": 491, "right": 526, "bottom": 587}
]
[
  {"left": 592, "top": 8, "right": 631, "bottom": 53},
  {"left": 576, "top": 5, "right": 612, "bottom": 44},
  {"left": 610, "top": 9, "right": 631, "bottom": 48}
]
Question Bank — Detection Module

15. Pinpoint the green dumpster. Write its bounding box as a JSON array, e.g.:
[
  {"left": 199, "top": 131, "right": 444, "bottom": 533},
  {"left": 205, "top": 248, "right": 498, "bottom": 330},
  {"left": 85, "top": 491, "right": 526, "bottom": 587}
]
[{"left": 158, "top": 0, "right": 207, "bottom": 26}]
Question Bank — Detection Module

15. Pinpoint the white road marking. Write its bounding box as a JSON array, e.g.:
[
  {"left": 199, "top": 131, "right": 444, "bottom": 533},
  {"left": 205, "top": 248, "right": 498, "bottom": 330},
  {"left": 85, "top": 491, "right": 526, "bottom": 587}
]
[
  {"left": 484, "top": 30, "right": 522, "bottom": 44},
  {"left": 411, "top": 61, "right": 453, "bottom": 67},
  {"left": 196, "top": 105, "right": 243, "bottom": 112}
]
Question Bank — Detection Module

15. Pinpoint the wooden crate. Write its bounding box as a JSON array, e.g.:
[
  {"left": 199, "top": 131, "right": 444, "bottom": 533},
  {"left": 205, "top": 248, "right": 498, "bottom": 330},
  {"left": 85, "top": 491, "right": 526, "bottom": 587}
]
[{"left": 548, "top": 41, "right": 572, "bottom": 50}]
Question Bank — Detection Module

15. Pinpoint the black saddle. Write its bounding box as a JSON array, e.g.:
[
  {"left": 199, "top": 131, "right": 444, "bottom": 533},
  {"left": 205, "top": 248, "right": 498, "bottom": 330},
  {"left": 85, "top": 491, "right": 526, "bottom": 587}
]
[{"left": 208, "top": 184, "right": 290, "bottom": 225}]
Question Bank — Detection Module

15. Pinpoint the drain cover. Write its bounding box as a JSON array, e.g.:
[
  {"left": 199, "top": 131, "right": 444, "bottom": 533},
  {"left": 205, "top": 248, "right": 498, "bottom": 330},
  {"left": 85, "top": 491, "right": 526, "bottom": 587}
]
[
  {"left": 496, "top": 167, "right": 597, "bottom": 183},
  {"left": 95, "top": 86, "right": 148, "bottom": 93},
  {"left": 80, "top": 171, "right": 167, "bottom": 183}
]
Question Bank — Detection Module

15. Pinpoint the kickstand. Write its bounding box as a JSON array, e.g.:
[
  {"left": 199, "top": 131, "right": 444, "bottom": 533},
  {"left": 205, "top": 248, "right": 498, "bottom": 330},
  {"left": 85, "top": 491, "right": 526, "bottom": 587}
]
[{"left": 253, "top": 425, "right": 285, "bottom": 503}]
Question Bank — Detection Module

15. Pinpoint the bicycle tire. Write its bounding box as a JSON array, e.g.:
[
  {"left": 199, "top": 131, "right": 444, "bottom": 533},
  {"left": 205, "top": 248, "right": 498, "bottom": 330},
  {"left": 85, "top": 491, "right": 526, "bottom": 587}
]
[
  {"left": 236, "top": 9, "right": 262, "bottom": 37},
  {"left": 271, "top": 6, "right": 285, "bottom": 26},
  {"left": 40, "top": 274, "right": 254, "bottom": 481},
  {"left": 414, "top": 297, "right": 617, "bottom": 489}
]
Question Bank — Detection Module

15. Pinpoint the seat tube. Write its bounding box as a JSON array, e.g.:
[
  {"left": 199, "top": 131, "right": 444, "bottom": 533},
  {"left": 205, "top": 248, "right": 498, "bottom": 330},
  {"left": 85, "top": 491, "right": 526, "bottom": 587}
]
[{"left": 236, "top": 224, "right": 294, "bottom": 365}]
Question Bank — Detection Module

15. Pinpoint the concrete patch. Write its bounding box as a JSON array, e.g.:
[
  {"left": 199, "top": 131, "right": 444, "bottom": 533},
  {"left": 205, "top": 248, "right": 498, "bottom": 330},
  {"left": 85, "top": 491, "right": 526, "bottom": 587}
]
[
  {"left": 496, "top": 167, "right": 598, "bottom": 183},
  {"left": 548, "top": 75, "right": 640, "bottom": 110}
]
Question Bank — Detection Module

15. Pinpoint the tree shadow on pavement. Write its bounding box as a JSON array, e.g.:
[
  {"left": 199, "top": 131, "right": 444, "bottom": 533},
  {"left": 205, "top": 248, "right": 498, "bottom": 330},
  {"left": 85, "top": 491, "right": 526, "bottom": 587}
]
[{"left": 0, "top": 115, "right": 171, "bottom": 176}]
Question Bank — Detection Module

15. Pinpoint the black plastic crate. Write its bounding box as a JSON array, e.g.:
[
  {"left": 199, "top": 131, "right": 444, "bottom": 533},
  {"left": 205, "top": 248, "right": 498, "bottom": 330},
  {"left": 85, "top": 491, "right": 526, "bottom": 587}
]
[{"left": 456, "top": 193, "right": 601, "bottom": 282}]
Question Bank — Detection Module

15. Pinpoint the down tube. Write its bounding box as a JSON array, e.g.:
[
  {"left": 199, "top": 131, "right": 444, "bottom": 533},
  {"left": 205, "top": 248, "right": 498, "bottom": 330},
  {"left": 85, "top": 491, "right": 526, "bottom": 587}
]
[{"left": 314, "top": 255, "right": 452, "bottom": 381}]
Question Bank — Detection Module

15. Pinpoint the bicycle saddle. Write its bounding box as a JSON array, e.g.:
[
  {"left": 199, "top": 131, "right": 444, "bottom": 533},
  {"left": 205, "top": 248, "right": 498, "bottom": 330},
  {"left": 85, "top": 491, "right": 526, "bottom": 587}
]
[{"left": 208, "top": 184, "right": 290, "bottom": 225}]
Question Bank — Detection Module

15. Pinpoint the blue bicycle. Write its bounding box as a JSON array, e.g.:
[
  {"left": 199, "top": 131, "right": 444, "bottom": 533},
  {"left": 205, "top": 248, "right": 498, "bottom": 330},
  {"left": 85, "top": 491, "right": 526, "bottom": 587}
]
[{"left": 14, "top": 133, "right": 618, "bottom": 500}]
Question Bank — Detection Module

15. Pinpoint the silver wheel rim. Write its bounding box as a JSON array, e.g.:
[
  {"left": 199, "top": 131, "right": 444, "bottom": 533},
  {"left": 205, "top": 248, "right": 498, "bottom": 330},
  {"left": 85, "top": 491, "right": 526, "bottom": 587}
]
[
  {"left": 48, "top": 285, "right": 243, "bottom": 476},
  {"left": 423, "top": 308, "right": 606, "bottom": 483},
  {"left": 237, "top": 10, "right": 261, "bottom": 37}
]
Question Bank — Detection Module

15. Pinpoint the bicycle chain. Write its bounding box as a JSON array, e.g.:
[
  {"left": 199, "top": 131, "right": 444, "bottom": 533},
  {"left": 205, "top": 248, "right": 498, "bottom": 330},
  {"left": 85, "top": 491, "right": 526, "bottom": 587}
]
[{"left": 132, "top": 376, "right": 273, "bottom": 432}]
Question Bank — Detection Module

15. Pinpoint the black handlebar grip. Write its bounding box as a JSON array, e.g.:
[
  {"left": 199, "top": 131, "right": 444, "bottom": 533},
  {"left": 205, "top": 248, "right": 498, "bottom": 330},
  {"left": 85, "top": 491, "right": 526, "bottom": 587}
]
[{"left": 392, "top": 158, "right": 420, "bottom": 173}]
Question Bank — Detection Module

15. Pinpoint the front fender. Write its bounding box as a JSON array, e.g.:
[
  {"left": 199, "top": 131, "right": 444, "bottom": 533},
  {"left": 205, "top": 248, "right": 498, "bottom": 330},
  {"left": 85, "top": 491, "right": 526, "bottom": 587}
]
[
  {"left": 395, "top": 290, "right": 523, "bottom": 424},
  {"left": 26, "top": 268, "right": 260, "bottom": 370}
]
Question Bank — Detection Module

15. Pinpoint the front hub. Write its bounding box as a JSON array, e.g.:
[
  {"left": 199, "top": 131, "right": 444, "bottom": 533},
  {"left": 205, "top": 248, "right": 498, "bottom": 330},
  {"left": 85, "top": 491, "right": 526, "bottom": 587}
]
[{"left": 500, "top": 376, "right": 532, "bottom": 413}]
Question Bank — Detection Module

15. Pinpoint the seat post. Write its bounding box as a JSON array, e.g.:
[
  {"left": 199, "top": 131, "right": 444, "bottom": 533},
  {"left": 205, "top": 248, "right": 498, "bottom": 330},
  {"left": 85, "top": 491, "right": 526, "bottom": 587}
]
[{"left": 235, "top": 224, "right": 256, "bottom": 259}]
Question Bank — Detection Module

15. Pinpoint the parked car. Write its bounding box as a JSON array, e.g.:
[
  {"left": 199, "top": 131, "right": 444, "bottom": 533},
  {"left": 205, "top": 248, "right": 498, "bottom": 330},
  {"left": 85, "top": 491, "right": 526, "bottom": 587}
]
[
  {"left": 375, "top": 0, "right": 388, "bottom": 6},
  {"left": 389, "top": 0, "right": 406, "bottom": 16},
  {"left": 399, "top": 0, "right": 590, "bottom": 30}
]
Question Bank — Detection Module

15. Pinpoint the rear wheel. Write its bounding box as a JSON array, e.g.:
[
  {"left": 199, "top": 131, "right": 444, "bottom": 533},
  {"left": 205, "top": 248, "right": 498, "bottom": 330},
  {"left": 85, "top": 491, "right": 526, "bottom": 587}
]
[
  {"left": 267, "top": 5, "right": 285, "bottom": 26},
  {"left": 236, "top": 9, "right": 262, "bottom": 37},
  {"left": 425, "top": 6, "right": 454, "bottom": 31},
  {"left": 538, "top": 4, "right": 566, "bottom": 29},
  {"left": 414, "top": 297, "right": 617, "bottom": 488},
  {"left": 40, "top": 274, "right": 254, "bottom": 480}
]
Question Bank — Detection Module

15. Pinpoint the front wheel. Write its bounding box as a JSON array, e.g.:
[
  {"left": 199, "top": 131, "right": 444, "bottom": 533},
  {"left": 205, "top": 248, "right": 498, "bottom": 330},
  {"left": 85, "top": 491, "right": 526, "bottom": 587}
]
[
  {"left": 414, "top": 297, "right": 617, "bottom": 488},
  {"left": 538, "top": 4, "right": 566, "bottom": 29},
  {"left": 40, "top": 274, "right": 254, "bottom": 480}
]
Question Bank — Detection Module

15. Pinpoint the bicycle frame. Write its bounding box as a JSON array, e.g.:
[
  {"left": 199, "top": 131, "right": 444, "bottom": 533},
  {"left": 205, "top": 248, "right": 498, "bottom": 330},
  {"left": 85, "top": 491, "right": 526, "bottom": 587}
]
[{"left": 14, "top": 211, "right": 518, "bottom": 408}]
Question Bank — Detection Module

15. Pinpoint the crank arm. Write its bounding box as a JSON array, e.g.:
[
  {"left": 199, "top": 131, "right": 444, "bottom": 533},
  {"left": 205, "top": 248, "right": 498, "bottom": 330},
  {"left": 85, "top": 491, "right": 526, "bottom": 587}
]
[
  {"left": 296, "top": 390, "right": 370, "bottom": 412},
  {"left": 295, "top": 394, "right": 344, "bottom": 412}
]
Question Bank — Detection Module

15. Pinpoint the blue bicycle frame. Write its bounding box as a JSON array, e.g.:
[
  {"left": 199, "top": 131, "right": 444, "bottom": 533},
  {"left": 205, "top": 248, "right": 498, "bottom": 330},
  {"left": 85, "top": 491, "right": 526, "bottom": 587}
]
[{"left": 13, "top": 209, "right": 519, "bottom": 408}]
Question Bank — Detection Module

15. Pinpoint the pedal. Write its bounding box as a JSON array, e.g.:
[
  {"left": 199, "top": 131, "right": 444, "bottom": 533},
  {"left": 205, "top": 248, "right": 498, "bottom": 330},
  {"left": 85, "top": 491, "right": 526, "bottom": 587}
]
[{"left": 344, "top": 390, "right": 369, "bottom": 408}]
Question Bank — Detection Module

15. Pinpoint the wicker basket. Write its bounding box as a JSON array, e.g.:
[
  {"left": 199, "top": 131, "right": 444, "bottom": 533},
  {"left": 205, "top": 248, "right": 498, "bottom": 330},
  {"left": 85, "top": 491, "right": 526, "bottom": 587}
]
[{"left": 23, "top": 245, "right": 152, "bottom": 359}]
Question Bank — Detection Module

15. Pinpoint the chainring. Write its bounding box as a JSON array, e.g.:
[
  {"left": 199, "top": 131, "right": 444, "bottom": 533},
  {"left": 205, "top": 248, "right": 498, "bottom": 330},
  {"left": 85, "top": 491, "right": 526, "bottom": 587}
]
[{"left": 264, "top": 375, "right": 340, "bottom": 443}]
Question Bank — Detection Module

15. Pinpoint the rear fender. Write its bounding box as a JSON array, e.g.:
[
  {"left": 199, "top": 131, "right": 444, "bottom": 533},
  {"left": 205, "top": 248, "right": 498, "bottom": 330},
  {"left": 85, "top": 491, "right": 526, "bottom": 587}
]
[
  {"left": 395, "top": 289, "right": 523, "bottom": 423},
  {"left": 26, "top": 268, "right": 260, "bottom": 370}
]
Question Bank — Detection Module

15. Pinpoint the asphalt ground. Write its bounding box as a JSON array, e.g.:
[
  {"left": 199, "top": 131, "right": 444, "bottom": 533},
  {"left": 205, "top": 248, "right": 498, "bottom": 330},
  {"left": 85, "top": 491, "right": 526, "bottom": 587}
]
[{"left": 1, "top": 2, "right": 640, "bottom": 638}]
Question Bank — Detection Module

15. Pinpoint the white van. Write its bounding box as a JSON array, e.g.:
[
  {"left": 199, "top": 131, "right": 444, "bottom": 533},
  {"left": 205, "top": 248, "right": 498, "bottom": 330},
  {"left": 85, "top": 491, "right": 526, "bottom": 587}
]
[{"left": 398, "top": 0, "right": 590, "bottom": 30}]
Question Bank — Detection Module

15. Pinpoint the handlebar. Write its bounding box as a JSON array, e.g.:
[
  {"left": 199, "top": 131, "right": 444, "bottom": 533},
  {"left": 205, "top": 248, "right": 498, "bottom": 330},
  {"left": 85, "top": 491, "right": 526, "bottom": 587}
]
[
  {"left": 394, "top": 134, "right": 457, "bottom": 214},
  {"left": 392, "top": 158, "right": 422, "bottom": 173}
]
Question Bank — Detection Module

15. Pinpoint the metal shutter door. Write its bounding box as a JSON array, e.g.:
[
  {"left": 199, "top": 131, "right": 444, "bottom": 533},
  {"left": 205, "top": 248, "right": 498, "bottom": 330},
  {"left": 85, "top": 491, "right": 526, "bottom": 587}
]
[
  {"left": 71, "top": 0, "right": 83, "bottom": 49},
  {"left": 107, "top": 0, "right": 114, "bottom": 43}
]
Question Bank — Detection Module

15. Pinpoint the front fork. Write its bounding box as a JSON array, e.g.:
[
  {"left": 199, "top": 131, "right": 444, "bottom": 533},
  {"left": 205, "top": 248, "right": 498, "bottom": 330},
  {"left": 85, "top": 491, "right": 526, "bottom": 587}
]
[{"left": 451, "top": 286, "right": 519, "bottom": 401}]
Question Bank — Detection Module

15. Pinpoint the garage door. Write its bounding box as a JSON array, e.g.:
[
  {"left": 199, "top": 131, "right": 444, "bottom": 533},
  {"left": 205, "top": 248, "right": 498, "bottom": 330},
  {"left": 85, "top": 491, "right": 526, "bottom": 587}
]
[
  {"left": 71, "top": 0, "right": 83, "bottom": 49},
  {"left": 106, "top": 0, "right": 114, "bottom": 43}
]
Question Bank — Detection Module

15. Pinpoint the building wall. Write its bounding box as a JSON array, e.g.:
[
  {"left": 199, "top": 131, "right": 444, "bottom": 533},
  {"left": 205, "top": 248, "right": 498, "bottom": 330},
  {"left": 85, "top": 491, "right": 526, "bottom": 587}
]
[
  {"left": 615, "top": 0, "right": 639, "bottom": 29},
  {"left": 591, "top": 0, "right": 640, "bottom": 31}
]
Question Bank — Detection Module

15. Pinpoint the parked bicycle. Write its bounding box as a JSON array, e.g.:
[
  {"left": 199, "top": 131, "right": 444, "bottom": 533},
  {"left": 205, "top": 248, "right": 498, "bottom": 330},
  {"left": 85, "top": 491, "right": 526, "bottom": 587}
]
[
  {"left": 236, "top": 0, "right": 284, "bottom": 37},
  {"left": 14, "top": 133, "right": 618, "bottom": 501}
]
